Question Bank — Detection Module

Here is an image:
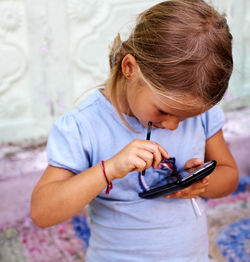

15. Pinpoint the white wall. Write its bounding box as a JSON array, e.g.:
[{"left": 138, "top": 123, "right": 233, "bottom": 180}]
[{"left": 0, "top": 0, "right": 249, "bottom": 144}]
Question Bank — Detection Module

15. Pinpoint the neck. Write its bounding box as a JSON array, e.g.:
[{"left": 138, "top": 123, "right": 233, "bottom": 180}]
[{"left": 102, "top": 83, "right": 133, "bottom": 116}]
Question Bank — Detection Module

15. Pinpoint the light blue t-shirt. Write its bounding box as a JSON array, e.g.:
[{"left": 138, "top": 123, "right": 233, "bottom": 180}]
[{"left": 47, "top": 90, "right": 225, "bottom": 262}]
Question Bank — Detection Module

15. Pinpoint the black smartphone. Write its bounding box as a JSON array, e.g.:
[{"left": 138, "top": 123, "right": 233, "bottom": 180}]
[{"left": 139, "top": 160, "right": 216, "bottom": 199}]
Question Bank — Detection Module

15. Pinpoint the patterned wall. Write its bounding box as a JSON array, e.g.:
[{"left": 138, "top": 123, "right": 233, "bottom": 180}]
[
  {"left": 215, "top": 0, "right": 250, "bottom": 109},
  {"left": 0, "top": 0, "right": 249, "bottom": 144}
]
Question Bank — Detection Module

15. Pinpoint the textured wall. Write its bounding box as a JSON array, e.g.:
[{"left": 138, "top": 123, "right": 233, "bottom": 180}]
[{"left": 0, "top": 0, "right": 249, "bottom": 144}]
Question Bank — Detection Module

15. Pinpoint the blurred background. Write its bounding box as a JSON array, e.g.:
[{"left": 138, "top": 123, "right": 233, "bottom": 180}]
[{"left": 0, "top": 0, "right": 249, "bottom": 261}]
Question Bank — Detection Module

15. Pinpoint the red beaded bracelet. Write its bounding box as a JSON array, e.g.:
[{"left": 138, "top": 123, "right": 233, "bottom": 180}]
[{"left": 100, "top": 160, "right": 113, "bottom": 194}]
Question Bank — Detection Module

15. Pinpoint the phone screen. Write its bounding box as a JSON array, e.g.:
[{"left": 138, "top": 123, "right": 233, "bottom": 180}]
[{"left": 178, "top": 161, "right": 216, "bottom": 183}]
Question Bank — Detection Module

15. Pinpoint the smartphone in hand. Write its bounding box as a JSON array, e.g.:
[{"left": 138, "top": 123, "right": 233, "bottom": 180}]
[{"left": 139, "top": 160, "right": 216, "bottom": 199}]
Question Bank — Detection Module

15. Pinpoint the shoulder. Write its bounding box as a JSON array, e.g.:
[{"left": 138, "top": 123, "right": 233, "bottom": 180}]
[
  {"left": 46, "top": 91, "right": 105, "bottom": 173},
  {"left": 47, "top": 91, "right": 107, "bottom": 154},
  {"left": 53, "top": 90, "right": 113, "bottom": 132},
  {"left": 200, "top": 105, "right": 225, "bottom": 139},
  {"left": 76, "top": 89, "right": 114, "bottom": 116},
  {"left": 76, "top": 90, "right": 106, "bottom": 112}
]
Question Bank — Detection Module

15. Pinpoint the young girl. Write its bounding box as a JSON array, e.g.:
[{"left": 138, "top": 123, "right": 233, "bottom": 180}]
[{"left": 31, "top": 0, "right": 239, "bottom": 261}]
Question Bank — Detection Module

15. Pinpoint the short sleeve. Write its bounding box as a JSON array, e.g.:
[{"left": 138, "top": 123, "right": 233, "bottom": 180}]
[
  {"left": 46, "top": 113, "right": 91, "bottom": 174},
  {"left": 201, "top": 105, "right": 225, "bottom": 140}
]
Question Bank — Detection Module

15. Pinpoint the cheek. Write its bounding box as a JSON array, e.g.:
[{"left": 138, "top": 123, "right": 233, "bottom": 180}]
[{"left": 133, "top": 104, "right": 156, "bottom": 123}]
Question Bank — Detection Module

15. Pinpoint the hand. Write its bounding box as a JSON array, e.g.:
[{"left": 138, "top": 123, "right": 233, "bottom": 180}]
[
  {"left": 105, "top": 139, "right": 170, "bottom": 180},
  {"left": 165, "top": 158, "right": 210, "bottom": 199}
]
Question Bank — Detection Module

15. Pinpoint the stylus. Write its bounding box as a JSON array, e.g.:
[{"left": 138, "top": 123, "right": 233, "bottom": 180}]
[
  {"left": 191, "top": 198, "right": 202, "bottom": 217},
  {"left": 142, "top": 122, "right": 152, "bottom": 176},
  {"left": 146, "top": 121, "right": 152, "bottom": 140}
]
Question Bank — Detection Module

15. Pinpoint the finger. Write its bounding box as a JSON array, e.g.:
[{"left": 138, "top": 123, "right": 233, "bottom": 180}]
[
  {"left": 165, "top": 191, "right": 201, "bottom": 199},
  {"left": 141, "top": 142, "right": 162, "bottom": 169},
  {"left": 133, "top": 157, "right": 149, "bottom": 172},
  {"left": 193, "top": 179, "right": 209, "bottom": 188},
  {"left": 144, "top": 141, "right": 170, "bottom": 167},
  {"left": 201, "top": 177, "right": 209, "bottom": 184},
  {"left": 184, "top": 158, "right": 204, "bottom": 170},
  {"left": 184, "top": 183, "right": 208, "bottom": 196},
  {"left": 134, "top": 140, "right": 169, "bottom": 169},
  {"left": 157, "top": 143, "right": 170, "bottom": 160},
  {"left": 136, "top": 150, "right": 154, "bottom": 170},
  {"left": 185, "top": 185, "right": 208, "bottom": 197},
  {"left": 202, "top": 174, "right": 211, "bottom": 183},
  {"left": 125, "top": 140, "right": 168, "bottom": 172},
  {"left": 165, "top": 183, "right": 208, "bottom": 199},
  {"left": 165, "top": 191, "right": 182, "bottom": 199},
  {"left": 137, "top": 140, "right": 170, "bottom": 159},
  {"left": 152, "top": 149, "right": 163, "bottom": 169}
]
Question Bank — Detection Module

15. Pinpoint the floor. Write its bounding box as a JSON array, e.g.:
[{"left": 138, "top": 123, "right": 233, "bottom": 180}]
[
  {"left": 0, "top": 178, "right": 249, "bottom": 262},
  {"left": 1, "top": 107, "right": 250, "bottom": 262}
]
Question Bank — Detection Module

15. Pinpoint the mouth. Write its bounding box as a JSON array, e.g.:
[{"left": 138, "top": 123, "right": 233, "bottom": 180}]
[{"left": 152, "top": 124, "right": 164, "bottom": 129}]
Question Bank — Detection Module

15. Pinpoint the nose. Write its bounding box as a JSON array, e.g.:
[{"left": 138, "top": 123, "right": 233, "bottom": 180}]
[{"left": 161, "top": 118, "right": 180, "bottom": 130}]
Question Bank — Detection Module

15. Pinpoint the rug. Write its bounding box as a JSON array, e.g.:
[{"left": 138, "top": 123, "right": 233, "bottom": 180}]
[
  {"left": 207, "top": 176, "right": 250, "bottom": 262},
  {"left": 0, "top": 176, "right": 249, "bottom": 262}
]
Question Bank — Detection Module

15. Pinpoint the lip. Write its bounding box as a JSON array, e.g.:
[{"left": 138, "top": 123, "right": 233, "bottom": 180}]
[{"left": 152, "top": 124, "right": 164, "bottom": 129}]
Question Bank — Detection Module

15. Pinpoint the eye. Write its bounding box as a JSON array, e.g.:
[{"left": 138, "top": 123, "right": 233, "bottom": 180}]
[{"left": 158, "top": 109, "right": 169, "bottom": 115}]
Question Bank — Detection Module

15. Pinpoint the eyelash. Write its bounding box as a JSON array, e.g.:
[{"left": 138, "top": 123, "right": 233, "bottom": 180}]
[{"left": 158, "top": 110, "right": 169, "bottom": 115}]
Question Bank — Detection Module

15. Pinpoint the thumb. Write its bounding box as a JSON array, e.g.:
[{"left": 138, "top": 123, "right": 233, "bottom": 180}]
[{"left": 184, "top": 158, "right": 204, "bottom": 170}]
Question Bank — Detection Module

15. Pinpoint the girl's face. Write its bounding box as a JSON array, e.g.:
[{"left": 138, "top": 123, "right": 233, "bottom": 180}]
[
  {"left": 120, "top": 55, "right": 210, "bottom": 130},
  {"left": 126, "top": 84, "right": 209, "bottom": 130}
]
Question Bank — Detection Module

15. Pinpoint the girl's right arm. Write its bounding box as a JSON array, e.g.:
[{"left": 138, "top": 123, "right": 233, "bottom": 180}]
[
  {"left": 30, "top": 162, "right": 117, "bottom": 228},
  {"left": 30, "top": 139, "right": 169, "bottom": 228}
]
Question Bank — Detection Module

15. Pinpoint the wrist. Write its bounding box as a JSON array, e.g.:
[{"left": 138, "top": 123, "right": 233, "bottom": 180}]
[
  {"left": 100, "top": 160, "right": 113, "bottom": 194},
  {"left": 103, "top": 159, "right": 117, "bottom": 181}
]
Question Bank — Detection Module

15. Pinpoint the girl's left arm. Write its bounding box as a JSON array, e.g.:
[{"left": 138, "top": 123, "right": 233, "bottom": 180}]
[{"left": 200, "top": 129, "right": 239, "bottom": 198}]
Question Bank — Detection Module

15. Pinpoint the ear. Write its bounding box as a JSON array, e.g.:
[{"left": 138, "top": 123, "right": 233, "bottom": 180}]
[{"left": 121, "top": 54, "right": 138, "bottom": 80}]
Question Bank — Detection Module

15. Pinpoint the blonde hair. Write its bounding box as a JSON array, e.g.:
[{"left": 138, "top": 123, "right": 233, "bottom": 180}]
[{"left": 106, "top": 0, "right": 233, "bottom": 129}]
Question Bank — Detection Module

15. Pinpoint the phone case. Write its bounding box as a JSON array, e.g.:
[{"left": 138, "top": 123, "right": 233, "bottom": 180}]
[{"left": 139, "top": 160, "right": 216, "bottom": 199}]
